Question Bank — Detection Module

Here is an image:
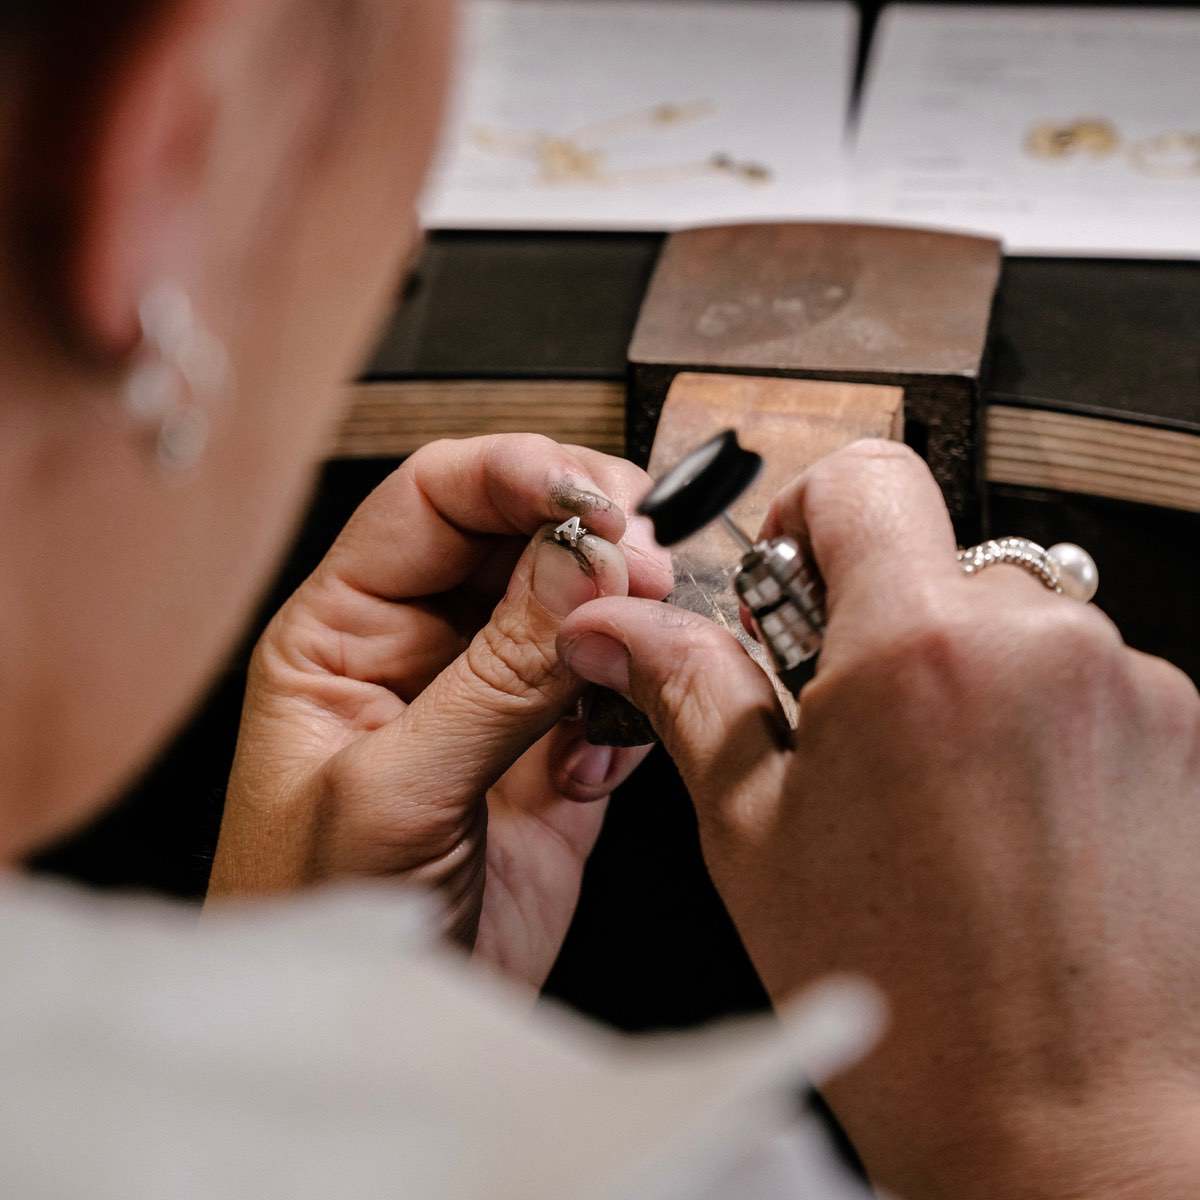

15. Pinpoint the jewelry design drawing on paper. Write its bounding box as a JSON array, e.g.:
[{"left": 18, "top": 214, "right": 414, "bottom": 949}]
[
  {"left": 1024, "top": 118, "right": 1200, "bottom": 177},
  {"left": 470, "top": 101, "right": 774, "bottom": 188}
]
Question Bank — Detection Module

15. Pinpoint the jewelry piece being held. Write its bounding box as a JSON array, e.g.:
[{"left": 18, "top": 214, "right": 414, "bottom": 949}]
[
  {"left": 553, "top": 516, "right": 587, "bottom": 549},
  {"left": 958, "top": 537, "right": 1099, "bottom": 602}
]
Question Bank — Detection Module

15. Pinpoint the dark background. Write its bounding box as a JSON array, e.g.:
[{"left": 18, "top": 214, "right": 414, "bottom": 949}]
[{"left": 33, "top": 1, "right": 1200, "bottom": 1036}]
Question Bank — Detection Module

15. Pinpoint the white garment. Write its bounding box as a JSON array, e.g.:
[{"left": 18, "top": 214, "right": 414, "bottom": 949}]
[{"left": 0, "top": 879, "right": 878, "bottom": 1200}]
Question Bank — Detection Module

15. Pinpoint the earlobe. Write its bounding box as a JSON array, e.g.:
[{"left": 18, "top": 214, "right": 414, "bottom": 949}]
[{"left": 29, "top": 0, "right": 219, "bottom": 362}]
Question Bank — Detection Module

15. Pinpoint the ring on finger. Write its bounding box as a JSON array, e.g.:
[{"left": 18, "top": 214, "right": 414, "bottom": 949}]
[{"left": 957, "top": 537, "right": 1099, "bottom": 602}]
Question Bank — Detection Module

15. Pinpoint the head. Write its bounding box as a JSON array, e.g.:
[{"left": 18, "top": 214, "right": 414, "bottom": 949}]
[{"left": 0, "top": 0, "right": 453, "bottom": 859}]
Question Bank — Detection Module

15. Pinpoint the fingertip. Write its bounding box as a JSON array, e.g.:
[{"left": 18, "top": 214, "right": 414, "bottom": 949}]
[
  {"left": 550, "top": 482, "right": 627, "bottom": 543},
  {"left": 622, "top": 521, "right": 675, "bottom": 601},
  {"left": 578, "top": 533, "right": 631, "bottom": 600},
  {"left": 548, "top": 449, "right": 673, "bottom": 596},
  {"left": 561, "top": 595, "right": 787, "bottom": 789},
  {"left": 559, "top": 596, "right": 780, "bottom": 713},
  {"left": 559, "top": 630, "right": 632, "bottom": 695},
  {"left": 557, "top": 596, "right": 682, "bottom": 665},
  {"left": 556, "top": 741, "right": 652, "bottom": 803},
  {"left": 561, "top": 740, "right": 614, "bottom": 789},
  {"left": 519, "top": 526, "right": 629, "bottom": 627},
  {"left": 760, "top": 439, "right": 958, "bottom": 621},
  {"left": 475, "top": 434, "right": 628, "bottom": 542},
  {"left": 547, "top": 456, "right": 628, "bottom": 543}
]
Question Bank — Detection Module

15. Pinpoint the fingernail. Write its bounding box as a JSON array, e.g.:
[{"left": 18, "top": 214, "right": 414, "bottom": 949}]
[
  {"left": 549, "top": 480, "right": 616, "bottom": 520},
  {"left": 562, "top": 634, "right": 630, "bottom": 694},
  {"left": 532, "top": 534, "right": 599, "bottom": 618},
  {"left": 564, "top": 741, "right": 615, "bottom": 788}
]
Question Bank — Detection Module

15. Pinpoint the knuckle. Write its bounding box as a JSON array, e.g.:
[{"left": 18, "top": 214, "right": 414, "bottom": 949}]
[
  {"left": 837, "top": 437, "right": 922, "bottom": 468},
  {"left": 464, "top": 613, "right": 561, "bottom": 705},
  {"left": 484, "top": 432, "right": 559, "bottom": 473},
  {"left": 1135, "top": 655, "right": 1200, "bottom": 730},
  {"left": 806, "top": 440, "right": 924, "bottom": 502},
  {"left": 319, "top": 745, "right": 377, "bottom": 814},
  {"left": 315, "top": 748, "right": 437, "bottom": 874},
  {"left": 1026, "top": 602, "right": 1121, "bottom": 666},
  {"left": 877, "top": 606, "right": 983, "bottom": 703},
  {"left": 655, "top": 642, "right": 712, "bottom": 718},
  {"left": 819, "top": 596, "right": 1131, "bottom": 732},
  {"left": 900, "top": 609, "right": 972, "bottom": 673},
  {"left": 601, "top": 454, "right": 655, "bottom": 498},
  {"left": 561, "top": 443, "right": 650, "bottom": 488},
  {"left": 937, "top": 600, "right": 1127, "bottom": 708},
  {"left": 653, "top": 650, "right": 722, "bottom": 747},
  {"left": 405, "top": 437, "right": 453, "bottom": 472},
  {"left": 800, "top": 441, "right": 928, "bottom": 533},
  {"left": 639, "top": 627, "right": 747, "bottom": 750},
  {"left": 400, "top": 438, "right": 466, "bottom": 501}
]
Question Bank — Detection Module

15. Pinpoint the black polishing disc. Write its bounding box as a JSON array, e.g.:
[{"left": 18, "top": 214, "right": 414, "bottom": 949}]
[{"left": 636, "top": 430, "right": 763, "bottom": 547}]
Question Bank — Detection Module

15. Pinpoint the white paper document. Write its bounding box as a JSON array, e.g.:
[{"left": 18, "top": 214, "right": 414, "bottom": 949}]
[
  {"left": 423, "top": 1, "right": 1200, "bottom": 258},
  {"left": 423, "top": 0, "right": 857, "bottom": 230},
  {"left": 853, "top": 5, "right": 1200, "bottom": 257}
]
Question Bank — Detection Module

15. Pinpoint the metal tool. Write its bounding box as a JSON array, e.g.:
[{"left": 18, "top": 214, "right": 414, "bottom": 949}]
[{"left": 637, "top": 429, "right": 827, "bottom": 685}]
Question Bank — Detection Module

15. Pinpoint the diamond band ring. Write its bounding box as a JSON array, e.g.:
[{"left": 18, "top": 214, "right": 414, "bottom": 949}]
[{"left": 958, "top": 537, "right": 1099, "bottom": 603}]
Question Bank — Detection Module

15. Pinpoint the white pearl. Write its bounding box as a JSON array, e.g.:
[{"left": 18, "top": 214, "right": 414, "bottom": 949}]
[
  {"left": 157, "top": 404, "right": 210, "bottom": 472},
  {"left": 1047, "top": 542, "right": 1099, "bottom": 603},
  {"left": 122, "top": 359, "right": 180, "bottom": 422}
]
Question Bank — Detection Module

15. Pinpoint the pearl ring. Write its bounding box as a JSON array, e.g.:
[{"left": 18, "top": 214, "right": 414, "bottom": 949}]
[{"left": 958, "top": 537, "right": 1099, "bottom": 603}]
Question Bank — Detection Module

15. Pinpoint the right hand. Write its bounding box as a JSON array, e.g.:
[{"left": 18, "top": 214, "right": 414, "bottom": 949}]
[{"left": 558, "top": 440, "right": 1200, "bottom": 1200}]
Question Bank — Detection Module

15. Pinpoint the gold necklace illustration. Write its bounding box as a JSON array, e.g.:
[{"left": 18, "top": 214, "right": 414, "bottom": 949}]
[
  {"left": 1024, "top": 118, "right": 1200, "bottom": 177},
  {"left": 1025, "top": 118, "right": 1120, "bottom": 159},
  {"left": 1129, "top": 132, "right": 1200, "bottom": 178},
  {"left": 470, "top": 100, "right": 773, "bottom": 187}
]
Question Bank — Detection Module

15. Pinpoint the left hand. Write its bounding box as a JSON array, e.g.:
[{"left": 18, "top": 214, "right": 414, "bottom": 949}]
[{"left": 209, "top": 435, "right": 672, "bottom": 989}]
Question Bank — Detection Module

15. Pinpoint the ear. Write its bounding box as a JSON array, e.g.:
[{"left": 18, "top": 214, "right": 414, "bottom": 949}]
[{"left": 43, "top": 2, "right": 221, "bottom": 359}]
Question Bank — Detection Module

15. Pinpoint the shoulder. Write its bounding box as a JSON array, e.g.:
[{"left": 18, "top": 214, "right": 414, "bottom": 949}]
[{"left": 0, "top": 878, "right": 871, "bottom": 1200}]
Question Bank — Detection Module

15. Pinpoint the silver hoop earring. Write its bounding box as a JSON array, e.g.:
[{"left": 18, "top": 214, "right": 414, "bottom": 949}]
[{"left": 121, "top": 283, "right": 230, "bottom": 473}]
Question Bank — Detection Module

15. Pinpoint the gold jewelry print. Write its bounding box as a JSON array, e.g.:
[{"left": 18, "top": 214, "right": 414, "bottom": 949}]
[
  {"left": 1024, "top": 118, "right": 1119, "bottom": 160},
  {"left": 1024, "top": 119, "right": 1200, "bottom": 178},
  {"left": 1129, "top": 132, "right": 1200, "bottom": 178},
  {"left": 471, "top": 101, "right": 773, "bottom": 188}
]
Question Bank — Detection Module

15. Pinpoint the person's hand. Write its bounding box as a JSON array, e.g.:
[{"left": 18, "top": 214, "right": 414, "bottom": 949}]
[
  {"left": 558, "top": 440, "right": 1200, "bottom": 1199},
  {"left": 209, "top": 435, "right": 672, "bottom": 991}
]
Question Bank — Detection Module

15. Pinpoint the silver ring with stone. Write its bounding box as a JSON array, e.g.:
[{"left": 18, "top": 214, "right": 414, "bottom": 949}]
[
  {"left": 957, "top": 537, "right": 1099, "bottom": 603},
  {"left": 553, "top": 516, "right": 588, "bottom": 550}
]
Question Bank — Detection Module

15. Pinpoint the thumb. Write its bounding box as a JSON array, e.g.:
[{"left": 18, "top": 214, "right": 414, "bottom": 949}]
[
  {"left": 557, "top": 597, "right": 790, "bottom": 808},
  {"left": 323, "top": 526, "right": 629, "bottom": 870}
]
